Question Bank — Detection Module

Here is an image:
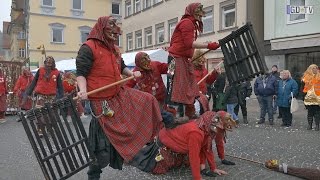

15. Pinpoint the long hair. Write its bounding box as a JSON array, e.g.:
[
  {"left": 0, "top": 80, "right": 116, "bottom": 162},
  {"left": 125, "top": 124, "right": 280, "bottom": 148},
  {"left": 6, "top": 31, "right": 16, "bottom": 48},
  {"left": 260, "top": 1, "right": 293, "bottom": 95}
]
[{"left": 302, "top": 64, "right": 320, "bottom": 82}]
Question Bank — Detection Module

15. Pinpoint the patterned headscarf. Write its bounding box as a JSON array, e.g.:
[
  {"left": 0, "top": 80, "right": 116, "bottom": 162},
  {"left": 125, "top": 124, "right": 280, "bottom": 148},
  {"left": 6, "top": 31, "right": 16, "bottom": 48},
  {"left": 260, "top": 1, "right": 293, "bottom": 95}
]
[
  {"left": 195, "top": 111, "right": 236, "bottom": 150},
  {"left": 135, "top": 52, "right": 151, "bottom": 71},
  {"left": 44, "top": 56, "right": 56, "bottom": 81},
  {"left": 182, "top": 3, "right": 204, "bottom": 34},
  {"left": 87, "top": 16, "right": 121, "bottom": 52}
]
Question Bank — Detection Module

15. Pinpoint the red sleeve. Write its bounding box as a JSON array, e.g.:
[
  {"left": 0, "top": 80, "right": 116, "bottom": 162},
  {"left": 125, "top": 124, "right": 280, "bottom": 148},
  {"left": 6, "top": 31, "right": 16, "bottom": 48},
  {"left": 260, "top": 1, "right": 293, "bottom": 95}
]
[
  {"left": 154, "top": 61, "right": 168, "bottom": 74},
  {"left": 201, "top": 136, "right": 217, "bottom": 171},
  {"left": 180, "top": 20, "right": 195, "bottom": 49},
  {"left": 214, "top": 132, "right": 225, "bottom": 160},
  {"left": 188, "top": 132, "right": 203, "bottom": 180},
  {"left": 14, "top": 77, "right": 21, "bottom": 93},
  {"left": 125, "top": 79, "right": 136, "bottom": 88},
  {"left": 206, "top": 70, "right": 218, "bottom": 85}
]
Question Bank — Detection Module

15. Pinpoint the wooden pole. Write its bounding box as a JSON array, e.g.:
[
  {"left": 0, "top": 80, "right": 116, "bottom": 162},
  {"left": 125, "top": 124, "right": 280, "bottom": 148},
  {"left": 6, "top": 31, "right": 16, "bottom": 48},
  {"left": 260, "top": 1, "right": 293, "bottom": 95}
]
[
  {"left": 197, "top": 61, "right": 223, "bottom": 85},
  {"left": 73, "top": 76, "right": 134, "bottom": 100},
  {"left": 191, "top": 49, "right": 211, "bottom": 62},
  {"left": 225, "top": 154, "right": 264, "bottom": 165}
]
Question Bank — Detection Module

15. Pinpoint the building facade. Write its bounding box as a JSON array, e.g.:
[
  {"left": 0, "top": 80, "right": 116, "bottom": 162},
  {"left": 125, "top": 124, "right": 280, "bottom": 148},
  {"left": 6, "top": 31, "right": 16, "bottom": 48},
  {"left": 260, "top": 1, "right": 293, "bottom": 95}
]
[
  {"left": 27, "top": 0, "right": 120, "bottom": 68},
  {"left": 6, "top": 0, "right": 27, "bottom": 63},
  {"left": 121, "top": 0, "right": 264, "bottom": 70},
  {"left": 264, "top": 0, "right": 320, "bottom": 74}
]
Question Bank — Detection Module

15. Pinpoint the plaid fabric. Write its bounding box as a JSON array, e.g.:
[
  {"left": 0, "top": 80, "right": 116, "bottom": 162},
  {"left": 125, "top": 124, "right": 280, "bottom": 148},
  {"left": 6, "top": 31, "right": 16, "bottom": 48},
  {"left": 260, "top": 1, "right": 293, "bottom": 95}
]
[
  {"left": 171, "top": 57, "right": 200, "bottom": 104},
  {"left": 19, "top": 91, "right": 32, "bottom": 110},
  {"left": 152, "top": 147, "right": 189, "bottom": 174},
  {"left": 0, "top": 94, "right": 7, "bottom": 112},
  {"left": 90, "top": 87, "right": 162, "bottom": 162},
  {"left": 34, "top": 94, "right": 55, "bottom": 108},
  {"left": 197, "top": 93, "right": 209, "bottom": 112}
]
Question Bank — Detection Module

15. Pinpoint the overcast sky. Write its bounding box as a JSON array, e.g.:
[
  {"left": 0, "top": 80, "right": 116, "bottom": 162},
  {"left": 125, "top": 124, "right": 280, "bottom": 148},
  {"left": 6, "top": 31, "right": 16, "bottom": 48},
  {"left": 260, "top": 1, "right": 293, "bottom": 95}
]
[{"left": 0, "top": 0, "right": 12, "bottom": 32}]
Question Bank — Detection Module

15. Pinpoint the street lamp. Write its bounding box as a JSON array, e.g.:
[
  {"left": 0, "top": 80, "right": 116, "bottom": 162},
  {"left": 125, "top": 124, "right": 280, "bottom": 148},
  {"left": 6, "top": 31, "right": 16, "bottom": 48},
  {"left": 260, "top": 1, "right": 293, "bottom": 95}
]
[{"left": 36, "top": 44, "right": 46, "bottom": 58}]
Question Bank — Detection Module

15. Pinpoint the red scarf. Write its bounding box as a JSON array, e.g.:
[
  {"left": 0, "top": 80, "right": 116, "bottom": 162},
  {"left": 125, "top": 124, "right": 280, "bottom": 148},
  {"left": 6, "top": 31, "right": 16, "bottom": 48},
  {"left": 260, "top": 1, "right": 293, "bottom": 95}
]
[{"left": 181, "top": 3, "right": 204, "bottom": 36}]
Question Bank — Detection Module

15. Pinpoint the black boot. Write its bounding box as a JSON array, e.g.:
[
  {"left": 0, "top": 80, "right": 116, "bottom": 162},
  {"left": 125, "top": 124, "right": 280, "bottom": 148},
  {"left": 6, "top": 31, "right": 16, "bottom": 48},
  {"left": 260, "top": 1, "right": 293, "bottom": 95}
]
[
  {"left": 315, "top": 114, "right": 320, "bottom": 131},
  {"left": 243, "top": 116, "right": 248, "bottom": 124},
  {"left": 316, "top": 124, "right": 319, "bottom": 131},
  {"left": 307, "top": 115, "right": 313, "bottom": 130}
]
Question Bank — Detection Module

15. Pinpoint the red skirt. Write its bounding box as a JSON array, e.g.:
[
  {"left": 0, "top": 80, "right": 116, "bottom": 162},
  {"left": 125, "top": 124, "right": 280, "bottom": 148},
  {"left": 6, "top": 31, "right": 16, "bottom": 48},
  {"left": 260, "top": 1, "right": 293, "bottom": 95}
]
[
  {"left": 90, "top": 87, "right": 162, "bottom": 162},
  {"left": 171, "top": 57, "right": 200, "bottom": 104},
  {"left": 0, "top": 94, "right": 7, "bottom": 112}
]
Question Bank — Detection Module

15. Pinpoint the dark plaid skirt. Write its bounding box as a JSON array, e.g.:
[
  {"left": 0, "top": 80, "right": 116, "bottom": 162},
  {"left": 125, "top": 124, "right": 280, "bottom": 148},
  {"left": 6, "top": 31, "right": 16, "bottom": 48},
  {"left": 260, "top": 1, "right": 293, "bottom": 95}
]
[{"left": 90, "top": 87, "right": 162, "bottom": 162}]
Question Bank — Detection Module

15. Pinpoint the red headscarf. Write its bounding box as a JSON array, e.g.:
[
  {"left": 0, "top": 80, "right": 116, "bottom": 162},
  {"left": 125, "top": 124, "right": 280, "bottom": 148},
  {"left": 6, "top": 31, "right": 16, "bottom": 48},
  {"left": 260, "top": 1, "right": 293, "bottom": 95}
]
[
  {"left": 87, "top": 16, "right": 121, "bottom": 52},
  {"left": 182, "top": 3, "right": 204, "bottom": 34}
]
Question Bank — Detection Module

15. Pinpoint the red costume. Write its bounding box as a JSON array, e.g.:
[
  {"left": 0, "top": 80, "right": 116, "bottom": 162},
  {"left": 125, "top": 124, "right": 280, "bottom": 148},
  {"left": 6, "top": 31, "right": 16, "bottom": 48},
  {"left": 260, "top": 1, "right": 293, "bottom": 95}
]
[
  {"left": 76, "top": 16, "right": 162, "bottom": 167},
  {"left": 0, "top": 71, "right": 7, "bottom": 119},
  {"left": 194, "top": 67, "right": 217, "bottom": 94},
  {"left": 126, "top": 52, "right": 168, "bottom": 105},
  {"left": 13, "top": 69, "right": 34, "bottom": 110},
  {"left": 153, "top": 111, "right": 235, "bottom": 180}
]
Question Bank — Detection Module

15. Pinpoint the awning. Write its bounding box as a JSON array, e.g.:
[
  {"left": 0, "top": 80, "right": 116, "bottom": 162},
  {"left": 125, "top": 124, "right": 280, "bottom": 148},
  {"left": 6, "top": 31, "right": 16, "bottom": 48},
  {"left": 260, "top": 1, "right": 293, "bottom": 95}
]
[{"left": 270, "top": 33, "right": 320, "bottom": 50}]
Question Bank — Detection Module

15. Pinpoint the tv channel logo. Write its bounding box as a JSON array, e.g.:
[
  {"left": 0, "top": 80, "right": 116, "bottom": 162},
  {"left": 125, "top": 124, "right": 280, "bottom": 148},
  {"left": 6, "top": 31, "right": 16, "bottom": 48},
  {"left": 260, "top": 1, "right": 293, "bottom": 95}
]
[{"left": 287, "top": 5, "right": 314, "bottom": 14}]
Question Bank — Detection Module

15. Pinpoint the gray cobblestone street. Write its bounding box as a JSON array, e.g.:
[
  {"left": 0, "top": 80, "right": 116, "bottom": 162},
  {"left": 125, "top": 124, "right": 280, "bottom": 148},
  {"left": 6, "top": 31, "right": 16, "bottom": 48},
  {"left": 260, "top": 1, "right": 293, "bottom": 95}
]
[{"left": 0, "top": 98, "right": 319, "bottom": 180}]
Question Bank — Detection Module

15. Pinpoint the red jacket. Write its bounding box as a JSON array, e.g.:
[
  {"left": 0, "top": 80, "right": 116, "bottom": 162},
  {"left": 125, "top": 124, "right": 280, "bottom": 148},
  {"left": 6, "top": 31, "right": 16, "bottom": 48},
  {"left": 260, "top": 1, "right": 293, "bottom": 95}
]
[
  {"left": 194, "top": 67, "right": 217, "bottom": 94},
  {"left": 159, "top": 121, "right": 216, "bottom": 180},
  {"left": 168, "top": 18, "right": 196, "bottom": 58},
  {"left": 63, "top": 81, "right": 76, "bottom": 93},
  {"left": 0, "top": 76, "right": 7, "bottom": 95},
  {"left": 126, "top": 61, "right": 168, "bottom": 102},
  {"left": 85, "top": 40, "right": 122, "bottom": 99},
  {"left": 34, "top": 68, "right": 60, "bottom": 95},
  {"left": 14, "top": 75, "right": 34, "bottom": 93}
]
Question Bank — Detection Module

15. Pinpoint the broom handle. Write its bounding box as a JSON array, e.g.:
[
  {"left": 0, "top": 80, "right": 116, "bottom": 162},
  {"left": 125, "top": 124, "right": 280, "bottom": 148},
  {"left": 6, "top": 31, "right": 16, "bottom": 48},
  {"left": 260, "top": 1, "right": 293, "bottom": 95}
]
[
  {"left": 73, "top": 76, "right": 134, "bottom": 100},
  {"left": 197, "top": 61, "right": 223, "bottom": 85}
]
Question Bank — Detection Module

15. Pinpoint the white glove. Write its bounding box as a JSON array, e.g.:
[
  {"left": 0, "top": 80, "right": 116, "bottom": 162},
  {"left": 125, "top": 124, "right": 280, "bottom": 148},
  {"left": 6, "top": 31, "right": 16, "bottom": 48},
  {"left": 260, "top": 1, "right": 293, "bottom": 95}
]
[{"left": 245, "top": 97, "right": 250, "bottom": 100}]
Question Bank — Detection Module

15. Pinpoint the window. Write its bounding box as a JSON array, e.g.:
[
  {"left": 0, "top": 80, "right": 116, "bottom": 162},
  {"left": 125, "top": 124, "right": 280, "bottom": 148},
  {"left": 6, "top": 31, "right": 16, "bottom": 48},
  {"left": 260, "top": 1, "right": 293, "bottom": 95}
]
[
  {"left": 203, "top": 7, "right": 213, "bottom": 33},
  {"left": 125, "top": 1, "right": 132, "bottom": 17},
  {"left": 168, "top": 18, "right": 177, "bottom": 40},
  {"left": 287, "top": 0, "right": 307, "bottom": 23},
  {"left": 19, "top": 48, "right": 25, "bottom": 58},
  {"left": 112, "top": 3, "right": 120, "bottom": 15},
  {"left": 115, "top": 35, "right": 122, "bottom": 47},
  {"left": 153, "top": 0, "right": 162, "bottom": 5},
  {"left": 134, "top": 0, "right": 141, "bottom": 13},
  {"left": 145, "top": 27, "right": 152, "bottom": 47},
  {"left": 73, "top": 0, "right": 82, "bottom": 10},
  {"left": 127, "top": 33, "right": 133, "bottom": 50},
  {"left": 221, "top": 3, "right": 235, "bottom": 29},
  {"left": 155, "top": 23, "right": 165, "bottom": 44},
  {"left": 143, "top": 0, "right": 152, "bottom": 9},
  {"left": 135, "top": 30, "right": 142, "bottom": 49},
  {"left": 43, "top": 0, "right": 53, "bottom": 6},
  {"left": 79, "top": 26, "right": 91, "bottom": 43},
  {"left": 18, "top": 31, "right": 26, "bottom": 39},
  {"left": 49, "top": 23, "right": 65, "bottom": 43}
]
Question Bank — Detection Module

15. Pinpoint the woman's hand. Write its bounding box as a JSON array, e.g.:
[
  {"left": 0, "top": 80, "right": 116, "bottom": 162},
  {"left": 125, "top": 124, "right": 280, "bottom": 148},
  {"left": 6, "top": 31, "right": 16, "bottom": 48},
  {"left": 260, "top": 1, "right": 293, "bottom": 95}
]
[
  {"left": 213, "top": 168, "right": 227, "bottom": 175},
  {"left": 132, "top": 71, "right": 141, "bottom": 78},
  {"left": 77, "top": 91, "right": 88, "bottom": 100}
]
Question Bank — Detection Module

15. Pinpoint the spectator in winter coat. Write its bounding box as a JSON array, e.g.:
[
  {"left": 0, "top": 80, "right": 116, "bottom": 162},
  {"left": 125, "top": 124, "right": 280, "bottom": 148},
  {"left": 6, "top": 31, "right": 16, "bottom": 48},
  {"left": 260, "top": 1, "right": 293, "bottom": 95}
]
[
  {"left": 277, "top": 70, "right": 298, "bottom": 127},
  {"left": 254, "top": 73, "right": 278, "bottom": 125},
  {"left": 234, "top": 80, "right": 252, "bottom": 124}
]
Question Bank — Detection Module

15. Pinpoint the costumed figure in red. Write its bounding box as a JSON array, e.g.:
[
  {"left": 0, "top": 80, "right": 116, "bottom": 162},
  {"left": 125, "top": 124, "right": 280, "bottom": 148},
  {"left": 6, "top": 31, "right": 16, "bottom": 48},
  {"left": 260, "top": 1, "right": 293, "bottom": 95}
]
[
  {"left": 130, "top": 111, "right": 235, "bottom": 180},
  {"left": 13, "top": 67, "right": 34, "bottom": 111},
  {"left": 25, "top": 56, "right": 64, "bottom": 136},
  {"left": 126, "top": 52, "right": 168, "bottom": 109},
  {"left": 62, "top": 71, "right": 85, "bottom": 117},
  {"left": 76, "top": 16, "right": 162, "bottom": 180},
  {"left": 0, "top": 69, "right": 7, "bottom": 123},
  {"left": 166, "top": 2, "right": 220, "bottom": 119}
]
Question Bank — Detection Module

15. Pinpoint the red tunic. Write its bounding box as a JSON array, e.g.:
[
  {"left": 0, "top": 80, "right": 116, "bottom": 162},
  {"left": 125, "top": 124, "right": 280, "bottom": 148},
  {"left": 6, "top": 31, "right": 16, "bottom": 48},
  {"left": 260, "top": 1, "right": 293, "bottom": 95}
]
[
  {"left": 168, "top": 18, "right": 200, "bottom": 105},
  {"left": 14, "top": 75, "right": 34, "bottom": 110},
  {"left": 126, "top": 61, "right": 167, "bottom": 103},
  {"left": 84, "top": 39, "right": 163, "bottom": 162},
  {"left": 0, "top": 76, "right": 7, "bottom": 112},
  {"left": 194, "top": 66, "right": 217, "bottom": 94},
  {"left": 34, "top": 68, "right": 60, "bottom": 95},
  {"left": 84, "top": 40, "right": 122, "bottom": 100},
  {"left": 159, "top": 121, "right": 216, "bottom": 180}
]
